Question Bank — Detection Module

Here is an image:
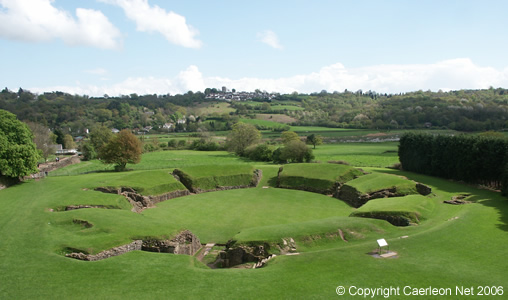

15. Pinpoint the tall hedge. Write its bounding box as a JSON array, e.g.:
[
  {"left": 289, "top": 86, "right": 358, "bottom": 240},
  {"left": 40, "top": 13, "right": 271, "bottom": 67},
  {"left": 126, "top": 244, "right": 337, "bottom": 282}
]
[{"left": 399, "top": 132, "right": 508, "bottom": 192}]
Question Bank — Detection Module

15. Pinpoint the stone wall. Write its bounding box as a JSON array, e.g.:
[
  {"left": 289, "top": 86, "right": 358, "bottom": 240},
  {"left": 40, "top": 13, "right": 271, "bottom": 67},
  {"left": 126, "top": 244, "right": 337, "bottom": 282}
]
[
  {"left": 66, "top": 240, "right": 143, "bottom": 261},
  {"left": 142, "top": 230, "right": 201, "bottom": 255},
  {"left": 66, "top": 230, "right": 201, "bottom": 261},
  {"left": 94, "top": 186, "right": 190, "bottom": 213},
  {"left": 217, "top": 243, "right": 270, "bottom": 268}
]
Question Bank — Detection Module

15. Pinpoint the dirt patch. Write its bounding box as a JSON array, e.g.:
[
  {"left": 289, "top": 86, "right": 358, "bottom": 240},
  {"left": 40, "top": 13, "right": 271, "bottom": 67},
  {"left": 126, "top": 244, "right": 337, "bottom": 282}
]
[{"left": 444, "top": 194, "right": 472, "bottom": 205}]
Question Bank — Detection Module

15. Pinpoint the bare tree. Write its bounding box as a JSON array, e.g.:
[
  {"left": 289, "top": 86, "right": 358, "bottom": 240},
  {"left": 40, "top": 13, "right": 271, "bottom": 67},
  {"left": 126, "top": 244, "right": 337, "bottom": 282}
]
[{"left": 25, "top": 121, "right": 54, "bottom": 161}]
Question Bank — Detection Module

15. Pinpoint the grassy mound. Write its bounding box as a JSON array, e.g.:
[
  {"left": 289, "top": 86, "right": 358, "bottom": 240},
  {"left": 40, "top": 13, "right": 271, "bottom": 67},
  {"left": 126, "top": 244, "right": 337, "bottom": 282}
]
[
  {"left": 277, "top": 163, "right": 364, "bottom": 194},
  {"left": 233, "top": 216, "right": 388, "bottom": 244},
  {"left": 338, "top": 173, "right": 418, "bottom": 207},
  {"left": 173, "top": 164, "right": 260, "bottom": 193},
  {"left": 87, "top": 169, "right": 187, "bottom": 196},
  {"left": 350, "top": 195, "right": 433, "bottom": 226}
]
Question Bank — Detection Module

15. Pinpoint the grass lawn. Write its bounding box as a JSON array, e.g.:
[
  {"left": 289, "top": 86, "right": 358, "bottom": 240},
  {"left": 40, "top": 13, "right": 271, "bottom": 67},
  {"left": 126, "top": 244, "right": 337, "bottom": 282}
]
[
  {"left": 313, "top": 142, "right": 400, "bottom": 167},
  {"left": 278, "top": 163, "right": 364, "bottom": 193},
  {"left": 344, "top": 172, "right": 417, "bottom": 195},
  {"left": 174, "top": 164, "right": 256, "bottom": 190},
  {"left": 239, "top": 118, "right": 289, "bottom": 129},
  {"left": 351, "top": 195, "right": 434, "bottom": 224},
  {"left": 1, "top": 144, "right": 507, "bottom": 299},
  {"left": 85, "top": 169, "right": 187, "bottom": 195}
]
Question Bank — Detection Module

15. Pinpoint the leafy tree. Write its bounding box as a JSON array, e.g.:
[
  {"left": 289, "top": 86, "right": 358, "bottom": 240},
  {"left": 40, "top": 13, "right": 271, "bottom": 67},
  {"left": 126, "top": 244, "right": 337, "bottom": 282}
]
[
  {"left": 281, "top": 131, "right": 300, "bottom": 145},
  {"left": 226, "top": 122, "right": 261, "bottom": 156},
  {"left": 306, "top": 134, "right": 323, "bottom": 149},
  {"left": 63, "top": 134, "right": 76, "bottom": 149},
  {"left": 168, "top": 139, "right": 177, "bottom": 148},
  {"left": 177, "top": 140, "right": 187, "bottom": 148},
  {"left": 81, "top": 142, "right": 97, "bottom": 160},
  {"left": 261, "top": 102, "right": 271, "bottom": 111},
  {"left": 0, "top": 110, "right": 39, "bottom": 178},
  {"left": 245, "top": 143, "right": 273, "bottom": 161},
  {"left": 25, "top": 121, "right": 54, "bottom": 161},
  {"left": 89, "top": 125, "right": 113, "bottom": 152},
  {"left": 53, "top": 128, "right": 65, "bottom": 145},
  {"left": 278, "top": 140, "right": 314, "bottom": 163},
  {"left": 98, "top": 129, "right": 142, "bottom": 171}
]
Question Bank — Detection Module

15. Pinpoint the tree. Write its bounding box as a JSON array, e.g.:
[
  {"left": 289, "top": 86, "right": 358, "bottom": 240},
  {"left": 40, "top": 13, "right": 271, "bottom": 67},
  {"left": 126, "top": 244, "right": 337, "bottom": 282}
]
[
  {"left": 81, "top": 142, "right": 97, "bottom": 161},
  {"left": 279, "top": 140, "right": 314, "bottom": 163},
  {"left": 25, "top": 121, "right": 54, "bottom": 161},
  {"left": 98, "top": 129, "right": 142, "bottom": 171},
  {"left": 0, "top": 110, "right": 39, "bottom": 178},
  {"left": 89, "top": 125, "right": 113, "bottom": 152},
  {"left": 281, "top": 131, "right": 300, "bottom": 144},
  {"left": 63, "top": 134, "right": 76, "bottom": 149},
  {"left": 226, "top": 122, "right": 261, "bottom": 156},
  {"left": 306, "top": 134, "right": 323, "bottom": 149}
]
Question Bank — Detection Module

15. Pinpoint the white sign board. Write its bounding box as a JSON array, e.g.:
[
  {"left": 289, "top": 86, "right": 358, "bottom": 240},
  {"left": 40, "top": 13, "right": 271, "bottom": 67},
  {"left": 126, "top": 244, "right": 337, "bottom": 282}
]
[{"left": 377, "top": 238, "right": 388, "bottom": 247}]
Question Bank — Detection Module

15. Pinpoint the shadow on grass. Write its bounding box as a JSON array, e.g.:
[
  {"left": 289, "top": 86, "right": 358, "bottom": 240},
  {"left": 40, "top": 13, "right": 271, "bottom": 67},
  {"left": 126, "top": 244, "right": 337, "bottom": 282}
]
[
  {"left": 380, "top": 168, "right": 508, "bottom": 232},
  {"left": 267, "top": 176, "right": 278, "bottom": 188}
]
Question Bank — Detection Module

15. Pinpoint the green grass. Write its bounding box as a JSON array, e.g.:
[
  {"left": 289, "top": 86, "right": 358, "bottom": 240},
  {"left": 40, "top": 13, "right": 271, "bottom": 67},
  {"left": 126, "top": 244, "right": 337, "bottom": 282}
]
[
  {"left": 351, "top": 195, "right": 434, "bottom": 224},
  {"left": 234, "top": 216, "right": 389, "bottom": 243},
  {"left": 85, "top": 169, "right": 187, "bottom": 195},
  {"left": 278, "top": 163, "right": 364, "bottom": 193},
  {"left": 50, "top": 150, "right": 255, "bottom": 176},
  {"left": 345, "top": 173, "right": 417, "bottom": 195},
  {"left": 174, "top": 164, "right": 256, "bottom": 190},
  {"left": 239, "top": 118, "right": 289, "bottom": 129},
  {"left": 2, "top": 144, "right": 508, "bottom": 299}
]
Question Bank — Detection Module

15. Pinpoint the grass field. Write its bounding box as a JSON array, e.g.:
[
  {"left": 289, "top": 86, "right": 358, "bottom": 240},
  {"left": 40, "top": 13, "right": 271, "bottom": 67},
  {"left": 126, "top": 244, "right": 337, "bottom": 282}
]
[
  {"left": 313, "top": 142, "right": 400, "bottom": 167},
  {"left": 1, "top": 144, "right": 507, "bottom": 299}
]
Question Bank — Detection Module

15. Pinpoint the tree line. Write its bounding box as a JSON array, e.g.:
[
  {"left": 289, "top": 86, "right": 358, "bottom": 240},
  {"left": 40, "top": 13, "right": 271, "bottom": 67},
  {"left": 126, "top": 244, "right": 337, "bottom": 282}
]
[
  {"left": 3, "top": 87, "right": 508, "bottom": 137},
  {"left": 398, "top": 132, "right": 508, "bottom": 193}
]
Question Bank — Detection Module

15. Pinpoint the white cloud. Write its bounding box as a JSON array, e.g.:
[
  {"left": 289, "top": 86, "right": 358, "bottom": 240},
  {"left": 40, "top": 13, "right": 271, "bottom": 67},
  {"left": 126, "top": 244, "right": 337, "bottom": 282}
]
[
  {"left": 102, "top": 0, "right": 202, "bottom": 48},
  {"left": 0, "top": 0, "right": 122, "bottom": 49},
  {"left": 85, "top": 68, "right": 108, "bottom": 75},
  {"left": 30, "top": 59, "right": 508, "bottom": 97},
  {"left": 257, "top": 30, "right": 283, "bottom": 50}
]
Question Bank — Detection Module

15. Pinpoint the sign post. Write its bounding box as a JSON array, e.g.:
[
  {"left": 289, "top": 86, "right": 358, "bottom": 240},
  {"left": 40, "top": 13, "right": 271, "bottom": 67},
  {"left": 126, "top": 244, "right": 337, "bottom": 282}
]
[{"left": 377, "top": 238, "right": 389, "bottom": 254}]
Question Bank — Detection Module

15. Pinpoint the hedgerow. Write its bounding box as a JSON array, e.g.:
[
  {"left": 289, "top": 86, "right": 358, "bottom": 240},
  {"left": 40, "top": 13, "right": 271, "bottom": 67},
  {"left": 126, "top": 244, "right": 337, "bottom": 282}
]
[{"left": 399, "top": 132, "right": 508, "bottom": 192}]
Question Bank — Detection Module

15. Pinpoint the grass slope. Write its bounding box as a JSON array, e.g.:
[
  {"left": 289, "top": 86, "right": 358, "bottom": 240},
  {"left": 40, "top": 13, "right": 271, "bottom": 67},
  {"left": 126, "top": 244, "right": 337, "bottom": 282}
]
[
  {"left": 278, "top": 163, "right": 364, "bottom": 193},
  {"left": 87, "top": 169, "right": 187, "bottom": 195},
  {"left": 173, "top": 164, "right": 256, "bottom": 191},
  {"left": 345, "top": 173, "right": 417, "bottom": 195},
  {"left": 350, "top": 195, "right": 434, "bottom": 225}
]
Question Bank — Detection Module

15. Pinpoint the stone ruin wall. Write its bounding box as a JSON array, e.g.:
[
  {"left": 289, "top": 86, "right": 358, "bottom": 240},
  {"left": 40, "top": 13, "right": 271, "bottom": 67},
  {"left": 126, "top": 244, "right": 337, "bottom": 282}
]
[{"left": 66, "top": 230, "right": 201, "bottom": 261}]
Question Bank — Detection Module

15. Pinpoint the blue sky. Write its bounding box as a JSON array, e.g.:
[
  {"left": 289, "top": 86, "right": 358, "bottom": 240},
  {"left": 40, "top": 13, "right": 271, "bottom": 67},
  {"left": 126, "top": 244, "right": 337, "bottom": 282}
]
[{"left": 1, "top": 0, "right": 508, "bottom": 96}]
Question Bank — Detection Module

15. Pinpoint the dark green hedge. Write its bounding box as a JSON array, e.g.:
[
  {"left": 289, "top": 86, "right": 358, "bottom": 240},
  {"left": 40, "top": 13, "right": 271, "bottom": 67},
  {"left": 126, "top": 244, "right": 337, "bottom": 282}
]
[{"left": 399, "top": 132, "right": 508, "bottom": 193}]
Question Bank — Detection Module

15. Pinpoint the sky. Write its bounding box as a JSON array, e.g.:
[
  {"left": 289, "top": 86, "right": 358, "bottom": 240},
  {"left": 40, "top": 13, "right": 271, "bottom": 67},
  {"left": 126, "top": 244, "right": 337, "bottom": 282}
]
[{"left": 1, "top": 0, "right": 508, "bottom": 97}]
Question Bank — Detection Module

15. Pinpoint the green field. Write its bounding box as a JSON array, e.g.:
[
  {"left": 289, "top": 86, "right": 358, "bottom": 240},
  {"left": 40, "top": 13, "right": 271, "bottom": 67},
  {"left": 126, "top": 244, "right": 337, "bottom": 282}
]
[{"left": 1, "top": 144, "right": 507, "bottom": 299}]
